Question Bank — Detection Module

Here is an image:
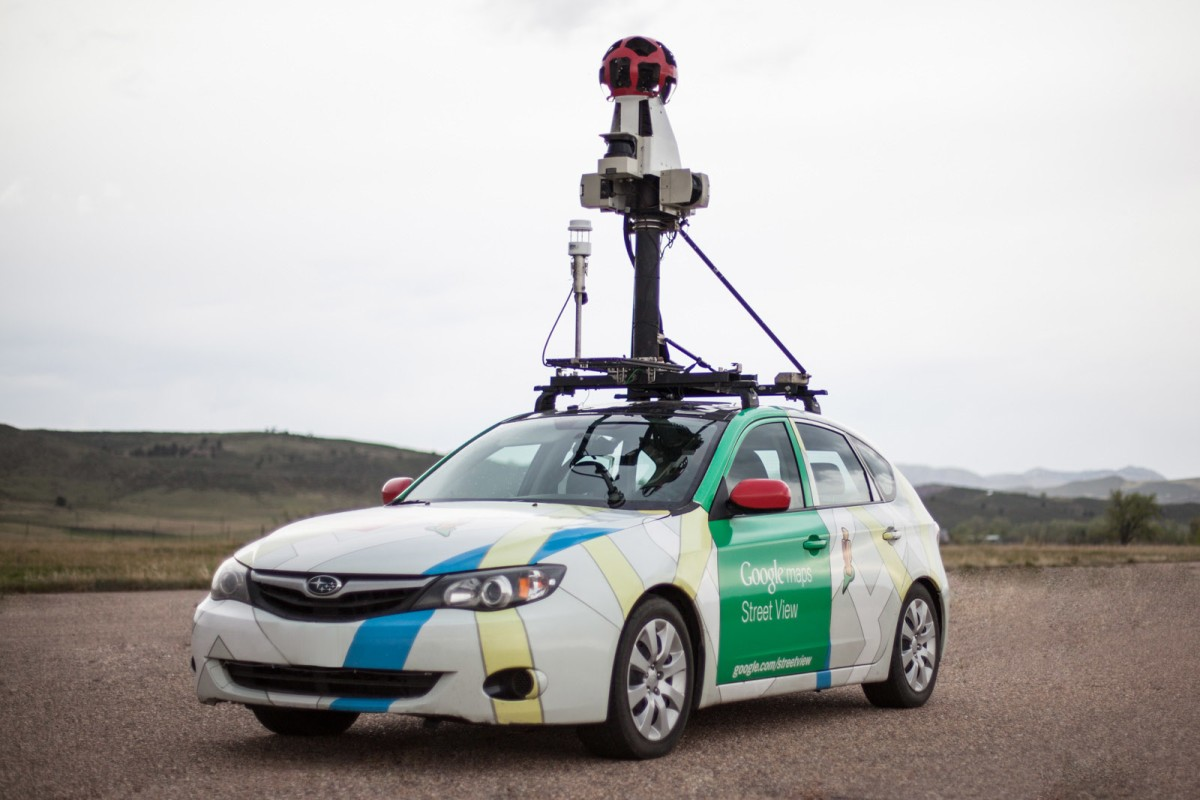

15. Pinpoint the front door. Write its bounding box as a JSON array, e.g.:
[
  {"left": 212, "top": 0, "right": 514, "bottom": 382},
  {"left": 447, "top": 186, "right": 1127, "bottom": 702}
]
[{"left": 710, "top": 422, "right": 833, "bottom": 684}]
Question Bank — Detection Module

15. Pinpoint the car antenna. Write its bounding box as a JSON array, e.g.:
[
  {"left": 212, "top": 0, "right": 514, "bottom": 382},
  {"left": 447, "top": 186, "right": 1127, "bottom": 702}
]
[{"left": 535, "top": 36, "right": 826, "bottom": 416}]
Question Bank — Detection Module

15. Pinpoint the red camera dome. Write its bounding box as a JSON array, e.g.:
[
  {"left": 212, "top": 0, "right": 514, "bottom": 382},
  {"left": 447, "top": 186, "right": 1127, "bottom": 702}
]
[{"left": 599, "top": 36, "right": 677, "bottom": 101}]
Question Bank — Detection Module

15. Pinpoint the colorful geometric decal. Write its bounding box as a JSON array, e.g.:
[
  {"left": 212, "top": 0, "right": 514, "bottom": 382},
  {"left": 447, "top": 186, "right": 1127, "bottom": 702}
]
[
  {"left": 343, "top": 609, "right": 435, "bottom": 670},
  {"left": 477, "top": 608, "right": 542, "bottom": 723}
]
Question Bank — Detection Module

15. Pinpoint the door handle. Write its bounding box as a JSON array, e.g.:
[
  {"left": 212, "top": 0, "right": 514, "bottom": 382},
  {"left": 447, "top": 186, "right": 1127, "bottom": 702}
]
[
  {"left": 803, "top": 535, "right": 829, "bottom": 552},
  {"left": 882, "top": 526, "right": 902, "bottom": 542}
]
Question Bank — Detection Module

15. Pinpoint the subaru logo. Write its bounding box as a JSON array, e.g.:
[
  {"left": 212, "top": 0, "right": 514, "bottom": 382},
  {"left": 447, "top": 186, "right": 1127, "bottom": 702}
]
[{"left": 306, "top": 575, "right": 343, "bottom": 597}]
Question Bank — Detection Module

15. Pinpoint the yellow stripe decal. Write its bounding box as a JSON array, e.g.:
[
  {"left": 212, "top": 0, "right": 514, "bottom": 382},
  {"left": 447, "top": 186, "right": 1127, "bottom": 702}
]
[
  {"left": 479, "top": 526, "right": 552, "bottom": 570},
  {"left": 849, "top": 506, "right": 911, "bottom": 599},
  {"left": 479, "top": 506, "right": 600, "bottom": 569},
  {"left": 673, "top": 508, "right": 712, "bottom": 598},
  {"left": 583, "top": 536, "right": 644, "bottom": 618},
  {"left": 476, "top": 608, "right": 542, "bottom": 724}
]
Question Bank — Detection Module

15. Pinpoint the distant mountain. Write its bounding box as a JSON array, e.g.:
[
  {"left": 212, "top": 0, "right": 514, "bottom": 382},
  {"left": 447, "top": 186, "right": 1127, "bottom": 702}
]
[
  {"left": 987, "top": 466, "right": 1166, "bottom": 492},
  {"left": 897, "top": 464, "right": 1200, "bottom": 503},
  {"left": 896, "top": 465, "right": 991, "bottom": 489}
]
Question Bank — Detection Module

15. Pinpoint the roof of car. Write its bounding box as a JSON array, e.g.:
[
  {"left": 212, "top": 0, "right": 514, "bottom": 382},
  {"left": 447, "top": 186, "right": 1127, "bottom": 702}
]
[{"left": 524, "top": 402, "right": 886, "bottom": 454}]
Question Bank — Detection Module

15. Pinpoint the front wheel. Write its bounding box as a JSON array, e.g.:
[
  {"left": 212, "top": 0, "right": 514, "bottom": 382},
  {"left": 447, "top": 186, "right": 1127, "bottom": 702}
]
[
  {"left": 249, "top": 705, "right": 359, "bottom": 736},
  {"left": 578, "top": 597, "right": 694, "bottom": 759},
  {"left": 863, "top": 583, "right": 941, "bottom": 708}
]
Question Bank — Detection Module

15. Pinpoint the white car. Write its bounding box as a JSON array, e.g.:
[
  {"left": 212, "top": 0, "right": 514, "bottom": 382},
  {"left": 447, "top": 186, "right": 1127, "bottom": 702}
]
[{"left": 192, "top": 402, "right": 948, "bottom": 758}]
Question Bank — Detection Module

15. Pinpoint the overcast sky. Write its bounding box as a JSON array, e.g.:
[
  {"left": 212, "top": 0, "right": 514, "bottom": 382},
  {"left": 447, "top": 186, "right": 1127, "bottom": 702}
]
[{"left": 2, "top": 0, "right": 1198, "bottom": 478}]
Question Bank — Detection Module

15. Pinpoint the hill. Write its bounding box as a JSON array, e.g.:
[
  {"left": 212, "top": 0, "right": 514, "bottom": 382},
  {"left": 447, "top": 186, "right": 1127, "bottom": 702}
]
[
  {"left": 917, "top": 485, "right": 1200, "bottom": 544},
  {"left": 0, "top": 425, "right": 442, "bottom": 538}
]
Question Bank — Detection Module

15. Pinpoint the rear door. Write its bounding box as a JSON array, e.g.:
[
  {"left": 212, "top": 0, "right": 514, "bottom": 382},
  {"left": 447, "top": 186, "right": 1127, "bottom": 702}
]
[{"left": 792, "top": 421, "right": 902, "bottom": 674}]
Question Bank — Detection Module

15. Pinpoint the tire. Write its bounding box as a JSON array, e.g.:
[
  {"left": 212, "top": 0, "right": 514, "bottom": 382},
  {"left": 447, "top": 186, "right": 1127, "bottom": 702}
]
[
  {"left": 249, "top": 705, "right": 359, "bottom": 736},
  {"left": 577, "top": 597, "right": 694, "bottom": 759},
  {"left": 863, "top": 583, "right": 941, "bottom": 709}
]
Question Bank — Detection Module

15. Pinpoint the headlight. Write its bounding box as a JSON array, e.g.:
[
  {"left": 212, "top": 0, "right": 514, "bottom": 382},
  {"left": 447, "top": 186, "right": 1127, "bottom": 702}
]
[
  {"left": 412, "top": 565, "right": 566, "bottom": 612},
  {"left": 210, "top": 558, "right": 250, "bottom": 603}
]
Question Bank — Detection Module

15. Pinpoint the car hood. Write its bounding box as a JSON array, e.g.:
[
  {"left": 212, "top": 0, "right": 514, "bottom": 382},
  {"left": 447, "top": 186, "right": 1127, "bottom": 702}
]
[{"left": 234, "top": 501, "right": 663, "bottom": 575}]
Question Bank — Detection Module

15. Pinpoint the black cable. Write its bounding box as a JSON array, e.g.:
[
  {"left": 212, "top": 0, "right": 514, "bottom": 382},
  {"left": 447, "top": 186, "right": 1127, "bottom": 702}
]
[
  {"left": 677, "top": 223, "right": 808, "bottom": 375},
  {"left": 541, "top": 287, "right": 574, "bottom": 367},
  {"left": 660, "top": 230, "right": 678, "bottom": 259}
]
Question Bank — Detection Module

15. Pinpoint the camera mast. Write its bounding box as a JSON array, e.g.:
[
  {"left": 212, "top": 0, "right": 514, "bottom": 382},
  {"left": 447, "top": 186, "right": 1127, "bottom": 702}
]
[{"left": 536, "top": 36, "right": 824, "bottom": 415}]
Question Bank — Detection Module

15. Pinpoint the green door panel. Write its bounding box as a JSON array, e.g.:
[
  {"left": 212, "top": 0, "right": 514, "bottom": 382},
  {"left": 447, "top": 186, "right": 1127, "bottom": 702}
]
[{"left": 712, "top": 511, "right": 833, "bottom": 683}]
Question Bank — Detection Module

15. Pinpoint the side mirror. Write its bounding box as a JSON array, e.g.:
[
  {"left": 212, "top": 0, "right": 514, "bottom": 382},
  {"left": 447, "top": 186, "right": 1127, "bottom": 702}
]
[
  {"left": 729, "top": 478, "right": 791, "bottom": 512},
  {"left": 382, "top": 477, "right": 414, "bottom": 505}
]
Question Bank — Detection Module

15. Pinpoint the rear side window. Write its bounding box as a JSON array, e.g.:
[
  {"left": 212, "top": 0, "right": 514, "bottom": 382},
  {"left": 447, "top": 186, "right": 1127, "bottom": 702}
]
[
  {"left": 853, "top": 438, "right": 896, "bottom": 502},
  {"left": 793, "top": 424, "right": 872, "bottom": 506}
]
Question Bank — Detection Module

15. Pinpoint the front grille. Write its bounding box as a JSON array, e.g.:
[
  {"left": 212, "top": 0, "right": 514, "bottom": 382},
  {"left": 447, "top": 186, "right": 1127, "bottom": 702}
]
[
  {"left": 248, "top": 570, "right": 431, "bottom": 622},
  {"left": 225, "top": 661, "right": 441, "bottom": 699}
]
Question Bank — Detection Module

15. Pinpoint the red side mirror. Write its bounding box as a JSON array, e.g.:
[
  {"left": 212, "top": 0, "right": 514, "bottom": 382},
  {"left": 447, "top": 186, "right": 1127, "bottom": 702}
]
[
  {"left": 382, "top": 476, "right": 414, "bottom": 505},
  {"left": 729, "top": 478, "right": 791, "bottom": 512}
]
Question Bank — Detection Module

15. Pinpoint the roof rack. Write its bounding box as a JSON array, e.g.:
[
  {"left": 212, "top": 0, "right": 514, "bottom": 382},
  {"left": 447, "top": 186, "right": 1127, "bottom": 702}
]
[{"left": 535, "top": 357, "right": 825, "bottom": 414}]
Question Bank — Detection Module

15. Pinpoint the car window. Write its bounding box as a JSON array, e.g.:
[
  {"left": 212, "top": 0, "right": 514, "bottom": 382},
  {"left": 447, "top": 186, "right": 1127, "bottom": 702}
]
[
  {"left": 467, "top": 444, "right": 542, "bottom": 498},
  {"left": 726, "top": 422, "right": 804, "bottom": 510},
  {"left": 853, "top": 438, "right": 896, "bottom": 502},
  {"left": 793, "top": 424, "right": 872, "bottom": 506},
  {"left": 407, "top": 413, "right": 724, "bottom": 510}
]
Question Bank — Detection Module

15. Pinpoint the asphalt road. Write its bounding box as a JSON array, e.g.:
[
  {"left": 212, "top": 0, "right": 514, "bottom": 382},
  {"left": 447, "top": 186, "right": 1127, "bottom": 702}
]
[{"left": 2, "top": 563, "right": 1198, "bottom": 799}]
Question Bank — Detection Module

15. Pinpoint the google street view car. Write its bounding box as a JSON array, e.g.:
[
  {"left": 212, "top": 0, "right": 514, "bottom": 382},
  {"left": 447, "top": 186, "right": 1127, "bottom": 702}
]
[
  {"left": 192, "top": 35, "right": 948, "bottom": 759},
  {"left": 192, "top": 393, "right": 948, "bottom": 758}
]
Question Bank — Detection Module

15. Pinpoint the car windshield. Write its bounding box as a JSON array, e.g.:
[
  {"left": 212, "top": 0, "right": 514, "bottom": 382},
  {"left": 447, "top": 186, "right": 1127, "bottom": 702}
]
[{"left": 405, "top": 412, "right": 725, "bottom": 510}]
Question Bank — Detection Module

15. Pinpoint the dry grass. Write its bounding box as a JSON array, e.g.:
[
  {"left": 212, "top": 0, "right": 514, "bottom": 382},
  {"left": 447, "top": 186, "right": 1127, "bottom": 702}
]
[
  {"left": 0, "top": 493, "right": 357, "bottom": 593},
  {"left": 0, "top": 523, "right": 251, "bottom": 593},
  {"left": 941, "top": 542, "right": 1200, "bottom": 570}
]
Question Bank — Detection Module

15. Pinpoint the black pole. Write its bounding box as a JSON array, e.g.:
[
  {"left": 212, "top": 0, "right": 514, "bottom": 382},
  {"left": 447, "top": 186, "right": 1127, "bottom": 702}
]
[
  {"left": 631, "top": 223, "right": 661, "bottom": 359},
  {"left": 677, "top": 225, "right": 808, "bottom": 376},
  {"left": 630, "top": 172, "right": 670, "bottom": 360}
]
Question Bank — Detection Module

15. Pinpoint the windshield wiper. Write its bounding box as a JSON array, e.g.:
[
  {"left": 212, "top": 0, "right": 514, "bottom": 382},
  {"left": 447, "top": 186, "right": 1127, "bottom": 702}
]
[{"left": 571, "top": 461, "right": 626, "bottom": 508}]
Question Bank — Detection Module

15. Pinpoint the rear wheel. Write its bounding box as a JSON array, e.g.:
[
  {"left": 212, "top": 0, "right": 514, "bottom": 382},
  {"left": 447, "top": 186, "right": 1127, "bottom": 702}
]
[
  {"left": 249, "top": 705, "right": 359, "bottom": 736},
  {"left": 578, "top": 597, "right": 694, "bottom": 759},
  {"left": 863, "top": 584, "right": 940, "bottom": 708}
]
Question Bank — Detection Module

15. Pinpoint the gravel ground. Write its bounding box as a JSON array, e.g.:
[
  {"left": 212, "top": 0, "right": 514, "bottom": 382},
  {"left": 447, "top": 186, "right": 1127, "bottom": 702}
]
[{"left": 2, "top": 563, "right": 1198, "bottom": 799}]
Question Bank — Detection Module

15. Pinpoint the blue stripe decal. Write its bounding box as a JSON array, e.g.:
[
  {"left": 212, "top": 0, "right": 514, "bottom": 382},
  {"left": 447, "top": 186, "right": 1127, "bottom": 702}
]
[
  {"left": 330, "top": 697, "right": 396, "bottom": 713},
  {"left": 424, "top": 545, "right": 491, "bottom": 575},
  {"left": 816, "top": 670, "right": 832, "bottom": 690},
  {"left": 530, "top": 527, "right": 616, "bottom": 563},
  {"left": 343, "top": 609, "right": 435, "bottom": 670}
]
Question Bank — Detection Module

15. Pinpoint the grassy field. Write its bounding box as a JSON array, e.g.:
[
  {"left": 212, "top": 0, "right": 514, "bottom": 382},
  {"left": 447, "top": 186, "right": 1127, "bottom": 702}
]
[
  {"left": 939, "top": 542, "right": 1200, "bottom": 570},
  {"left": 0, "top": 523, "right": 250, "bottom": 593},
  {"left": 4, "top": 524, "right": 1200, "bottom": 595},
  {"left": 0, "top": 495, "right": 351, "bottom": 593}
]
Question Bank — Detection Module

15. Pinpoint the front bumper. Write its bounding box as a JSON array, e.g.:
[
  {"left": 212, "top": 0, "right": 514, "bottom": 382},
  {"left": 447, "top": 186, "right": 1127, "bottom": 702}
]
[{"left": 191, "top": 587, "right": 621, "bottom": 725}]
